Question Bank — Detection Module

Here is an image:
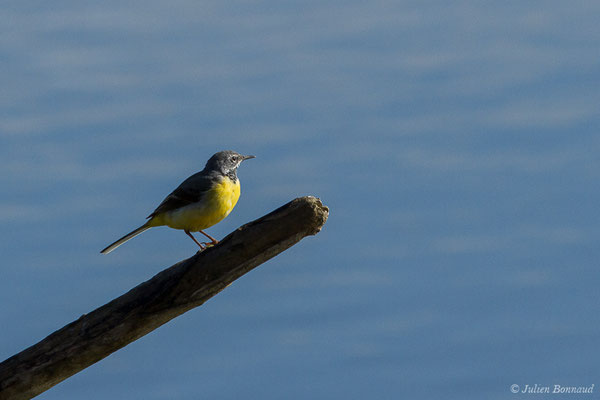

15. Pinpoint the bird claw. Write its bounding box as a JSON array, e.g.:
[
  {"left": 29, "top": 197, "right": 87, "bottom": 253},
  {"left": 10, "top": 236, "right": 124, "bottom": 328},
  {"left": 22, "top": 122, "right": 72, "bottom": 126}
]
[{"left": 194, "top": 242, "right": 218, "bottom": 254}]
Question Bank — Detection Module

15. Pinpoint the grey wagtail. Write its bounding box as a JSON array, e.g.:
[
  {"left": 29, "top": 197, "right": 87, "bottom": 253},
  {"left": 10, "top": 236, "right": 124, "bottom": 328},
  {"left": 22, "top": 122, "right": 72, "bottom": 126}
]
[{"left": 101, "top": 150, "right": 255, "bottom": 254}]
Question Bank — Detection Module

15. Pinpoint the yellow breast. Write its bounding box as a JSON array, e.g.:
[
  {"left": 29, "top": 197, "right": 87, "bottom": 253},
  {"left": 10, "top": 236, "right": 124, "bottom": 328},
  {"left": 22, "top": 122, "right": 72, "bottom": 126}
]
[{"left": 161, "top": 177, "right": 241, "bottom": 231}]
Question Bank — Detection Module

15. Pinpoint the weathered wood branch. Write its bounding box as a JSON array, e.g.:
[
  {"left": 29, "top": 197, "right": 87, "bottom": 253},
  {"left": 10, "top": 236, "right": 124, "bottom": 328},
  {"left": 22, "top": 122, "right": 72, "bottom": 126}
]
[{"left": 0, "top": 196, "right": 329, "bottom": 400}]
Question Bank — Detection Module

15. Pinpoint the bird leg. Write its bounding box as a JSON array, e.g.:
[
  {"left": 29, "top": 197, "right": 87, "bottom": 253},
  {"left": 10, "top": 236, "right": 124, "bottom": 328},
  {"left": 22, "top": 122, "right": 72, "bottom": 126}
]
[
  {"left": 185, "top": 230, "right": 205, "bottom": 250},
  {"left": 199, "top": 230, "right": 219, "bottom": 246}
]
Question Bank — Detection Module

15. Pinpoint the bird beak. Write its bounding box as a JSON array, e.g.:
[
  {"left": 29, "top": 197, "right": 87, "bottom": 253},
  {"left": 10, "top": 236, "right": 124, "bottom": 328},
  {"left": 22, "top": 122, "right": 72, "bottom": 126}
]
[{"left": 242, "top": 155, "right": 256, "bottom": 161}]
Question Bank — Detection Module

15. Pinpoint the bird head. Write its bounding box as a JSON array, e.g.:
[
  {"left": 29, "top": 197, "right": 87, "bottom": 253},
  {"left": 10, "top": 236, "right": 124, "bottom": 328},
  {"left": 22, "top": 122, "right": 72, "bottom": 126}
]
[{"left": 205, "top": 150, "right": 255, "bottom": 175}]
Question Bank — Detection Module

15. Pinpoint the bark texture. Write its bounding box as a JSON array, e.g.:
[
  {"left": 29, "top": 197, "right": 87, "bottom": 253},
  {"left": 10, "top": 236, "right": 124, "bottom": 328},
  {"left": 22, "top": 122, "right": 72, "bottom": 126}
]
[{"left": 0, "top": 196, "right": 329, "bottom": 400}]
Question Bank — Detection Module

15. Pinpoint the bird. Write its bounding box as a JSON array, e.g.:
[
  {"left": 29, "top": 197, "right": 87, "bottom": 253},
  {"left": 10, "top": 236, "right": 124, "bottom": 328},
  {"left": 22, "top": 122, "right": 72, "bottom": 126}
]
[{"left": 101, "top": 150, "right": 255, "bottom": 254}]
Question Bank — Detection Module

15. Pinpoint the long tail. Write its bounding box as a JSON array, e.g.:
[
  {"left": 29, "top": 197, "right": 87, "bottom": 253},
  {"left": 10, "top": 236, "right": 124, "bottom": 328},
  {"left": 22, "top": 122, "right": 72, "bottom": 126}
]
[{"left": 100, "top": 223, "right": 152, "bottom": 254}]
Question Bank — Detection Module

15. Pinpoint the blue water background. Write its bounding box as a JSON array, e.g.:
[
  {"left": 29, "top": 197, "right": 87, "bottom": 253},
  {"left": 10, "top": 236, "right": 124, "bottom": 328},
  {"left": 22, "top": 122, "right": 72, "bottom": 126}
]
[{"left": 1, "top": 1, "right": 599, "bottom": 399}]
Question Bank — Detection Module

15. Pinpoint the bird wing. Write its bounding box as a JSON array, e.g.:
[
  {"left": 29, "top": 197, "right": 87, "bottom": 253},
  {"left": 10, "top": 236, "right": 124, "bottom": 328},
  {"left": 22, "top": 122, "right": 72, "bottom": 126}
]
[{"left": 147, "top": 171, "right": 217, "bottom": 219}]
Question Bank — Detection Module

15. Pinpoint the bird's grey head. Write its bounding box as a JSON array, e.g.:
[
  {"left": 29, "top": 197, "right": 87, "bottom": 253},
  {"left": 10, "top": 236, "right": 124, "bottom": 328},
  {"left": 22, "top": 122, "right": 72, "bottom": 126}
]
[{"left": 205, "top": 150, "right": 255, "bottom": 179}]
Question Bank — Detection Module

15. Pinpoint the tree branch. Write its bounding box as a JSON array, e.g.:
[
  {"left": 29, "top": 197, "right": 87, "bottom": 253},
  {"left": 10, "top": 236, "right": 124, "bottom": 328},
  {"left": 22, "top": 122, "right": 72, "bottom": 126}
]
[{"left": 0, "top": 196, "right": 329, "bottom": 400}]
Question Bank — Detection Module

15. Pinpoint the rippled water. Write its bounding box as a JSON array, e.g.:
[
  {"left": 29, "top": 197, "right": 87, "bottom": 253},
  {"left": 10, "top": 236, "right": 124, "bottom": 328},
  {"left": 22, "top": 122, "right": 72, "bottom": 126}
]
[{"left": 2, "top": 1, "right": 599, "bottom": 399}]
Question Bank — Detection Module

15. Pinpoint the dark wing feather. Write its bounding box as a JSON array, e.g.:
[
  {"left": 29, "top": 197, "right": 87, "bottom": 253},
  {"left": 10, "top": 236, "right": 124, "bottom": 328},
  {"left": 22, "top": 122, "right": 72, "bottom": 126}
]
[{"left": 147, "top": 171, "right": 217, "bottom": 219}]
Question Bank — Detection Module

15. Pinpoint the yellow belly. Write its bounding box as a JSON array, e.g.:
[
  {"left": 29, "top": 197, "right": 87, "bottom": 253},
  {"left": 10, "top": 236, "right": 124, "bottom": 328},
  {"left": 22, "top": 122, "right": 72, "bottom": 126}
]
[{"left": 154, "top": 177, "right": 240, "bottom": 231}]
